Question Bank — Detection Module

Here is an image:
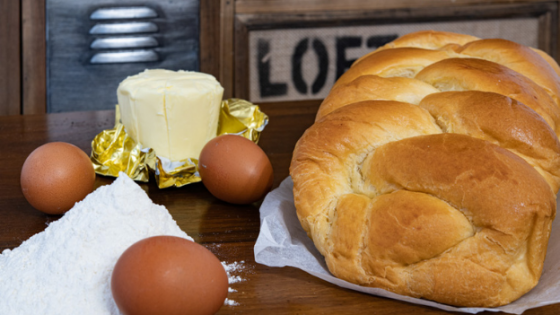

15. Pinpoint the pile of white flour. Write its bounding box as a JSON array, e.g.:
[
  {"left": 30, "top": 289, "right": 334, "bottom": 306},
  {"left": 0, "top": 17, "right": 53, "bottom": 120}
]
[{"left": 0, "top": 173, "right": 192, "bottom": 314}]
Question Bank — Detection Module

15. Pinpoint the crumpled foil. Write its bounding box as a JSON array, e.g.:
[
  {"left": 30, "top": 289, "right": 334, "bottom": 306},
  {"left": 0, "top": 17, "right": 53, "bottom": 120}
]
[{"left": 91, "top": 99, "right": 269, "bottom": 189}]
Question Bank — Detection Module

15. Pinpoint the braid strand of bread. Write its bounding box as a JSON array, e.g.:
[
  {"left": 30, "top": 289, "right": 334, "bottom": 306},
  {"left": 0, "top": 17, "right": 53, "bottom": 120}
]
[{"left": 290, "top": 31, "right": 560, "bottom": 307}]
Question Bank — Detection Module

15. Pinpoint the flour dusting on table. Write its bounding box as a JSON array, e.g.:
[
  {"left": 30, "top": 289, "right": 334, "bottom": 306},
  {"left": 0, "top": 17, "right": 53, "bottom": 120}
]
[{"left": 222, "top": 260, "right": 246, "bottom": 306}]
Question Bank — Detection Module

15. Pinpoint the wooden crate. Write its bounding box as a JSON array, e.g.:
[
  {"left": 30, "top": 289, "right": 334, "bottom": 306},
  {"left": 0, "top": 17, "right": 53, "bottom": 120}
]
[{"left": 201, "top": 0, "right": 560, "bottom": 103}]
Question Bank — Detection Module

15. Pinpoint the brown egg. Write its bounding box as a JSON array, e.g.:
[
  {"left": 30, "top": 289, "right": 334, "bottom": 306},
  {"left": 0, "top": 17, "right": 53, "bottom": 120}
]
[
  {"left": 111, "top": 236, "right": 228, "bottom": 315},
  {"left": 198, "top": 134, "right": 274, "bottom": 204},
  {"left": 20, "top": 142, "right": 95, "bottom": 215}
]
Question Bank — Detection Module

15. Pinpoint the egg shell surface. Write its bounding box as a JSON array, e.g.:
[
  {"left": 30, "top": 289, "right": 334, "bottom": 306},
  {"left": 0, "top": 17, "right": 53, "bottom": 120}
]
[
  {"left": 111, "top": 235, "right": 228, "bottom": 315},
  {"left": 20, "top": 142, "right": 95, "bottom": 215},
  {"left": 198, "top": 134, "right": 274, "bottom": 204}
]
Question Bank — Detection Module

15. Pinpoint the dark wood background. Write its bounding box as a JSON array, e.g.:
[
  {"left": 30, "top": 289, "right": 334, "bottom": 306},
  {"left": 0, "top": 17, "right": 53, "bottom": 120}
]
[{"left": 1, "top": 0, "right": 560, "bottom": 115}]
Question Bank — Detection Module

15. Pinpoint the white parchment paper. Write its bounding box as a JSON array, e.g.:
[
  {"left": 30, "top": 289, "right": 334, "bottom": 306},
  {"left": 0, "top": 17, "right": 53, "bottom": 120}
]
[{"left": 254, "top": 177, "right": 560, "bottom": 314}]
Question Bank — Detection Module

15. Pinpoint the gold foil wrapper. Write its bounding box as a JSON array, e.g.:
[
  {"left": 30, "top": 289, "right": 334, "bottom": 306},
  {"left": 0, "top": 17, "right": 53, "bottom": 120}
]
[
  {"left": 91, "top": 105, "right": 156, "bottom": 182},
  {"left": 90, "top": 99, "right": 268, "bottom": 188},
  {"left": 219, "top": 98, "right": 269, "bottom": 143},
  {"left": 154, "top": 156, "right": 199, "bottom": 189}
]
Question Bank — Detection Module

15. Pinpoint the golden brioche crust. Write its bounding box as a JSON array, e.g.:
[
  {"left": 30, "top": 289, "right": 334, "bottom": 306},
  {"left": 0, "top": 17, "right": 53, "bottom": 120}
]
[
  {"left": 317, "top": 75, "right": 439, "bottom": 120},
  {"left": 416, "top": 58, "right": 560, "bottom": 133},
  {"left": 455, "top": 39, "right": 560, "bottom": 106},
  {"left": 335, "top": 48, "right": 452, "bottom": 88},
  {"left": 354, "top": 30, "right": 479, "bottom": 65},
  {"left": 291, "top": 31, "right": 560, "bottom": 307}
]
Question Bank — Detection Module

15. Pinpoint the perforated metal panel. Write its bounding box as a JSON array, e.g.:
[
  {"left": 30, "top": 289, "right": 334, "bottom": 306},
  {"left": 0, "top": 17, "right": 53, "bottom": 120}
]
[{"left": 46, "top": 0, "right": 200, "bottom": 113}]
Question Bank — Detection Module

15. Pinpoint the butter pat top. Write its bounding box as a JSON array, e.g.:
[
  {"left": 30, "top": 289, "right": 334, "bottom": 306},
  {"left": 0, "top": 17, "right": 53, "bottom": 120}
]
[{"left": 117, "top": 69, "right": 224, "bottom": 161}]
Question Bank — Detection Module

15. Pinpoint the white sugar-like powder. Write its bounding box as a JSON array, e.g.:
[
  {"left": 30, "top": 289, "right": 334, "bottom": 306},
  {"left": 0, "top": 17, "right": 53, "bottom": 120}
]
[
  {"left": 222, "top": 261, "right": 246, "bottom": 306},
  {"left": 0, "top": 173, "right": 192, "bottom": 314}
]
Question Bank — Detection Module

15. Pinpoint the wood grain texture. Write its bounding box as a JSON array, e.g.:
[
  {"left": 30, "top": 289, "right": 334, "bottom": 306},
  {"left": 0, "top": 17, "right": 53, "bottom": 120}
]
[
  {"left": 0, "top": 0, "right": 21, "bottom": 116},
  {"left": 235, "top": 2, "right": 557, "bottom": 31},
  {"left": 220, "top": 0, "right": 235, "bottom": 98},
  {"left": 22, "top": 0, "right": 46, "bottom": 115},
  {"left": 234, "top": 15, "right": 249, "bottom": 99},
  {"left": 200, "top": 0, "right": 221, "bottom": 79},
  {"left": 0, "top": 108, "right": 559, "bottom": 314},
  {"left": 234, "top": 0, "right": 556, "bottom": 14}
]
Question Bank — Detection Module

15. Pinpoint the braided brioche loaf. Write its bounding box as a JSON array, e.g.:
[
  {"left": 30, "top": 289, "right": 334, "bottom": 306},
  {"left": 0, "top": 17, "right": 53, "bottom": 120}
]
[{"left": 289, "top": 31, "right": 560, "bottom": 307}]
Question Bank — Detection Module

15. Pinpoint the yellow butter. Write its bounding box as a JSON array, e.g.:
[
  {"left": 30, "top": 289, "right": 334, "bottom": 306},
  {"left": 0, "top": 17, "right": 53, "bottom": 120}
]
[{"left": 117, "top": 69, "right": 224, "bottom": 161}]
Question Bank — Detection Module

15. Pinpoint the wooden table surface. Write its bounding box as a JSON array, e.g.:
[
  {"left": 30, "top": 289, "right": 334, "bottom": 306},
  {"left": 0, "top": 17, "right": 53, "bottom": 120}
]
[{"left": 0, "top": 102, "right": 559, "bottom": 315}]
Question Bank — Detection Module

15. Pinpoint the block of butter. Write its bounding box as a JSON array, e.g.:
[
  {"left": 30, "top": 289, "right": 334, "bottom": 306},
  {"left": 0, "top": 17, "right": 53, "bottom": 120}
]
[{"left": 117, "top": 69, "right": 224, "bottom": 161}]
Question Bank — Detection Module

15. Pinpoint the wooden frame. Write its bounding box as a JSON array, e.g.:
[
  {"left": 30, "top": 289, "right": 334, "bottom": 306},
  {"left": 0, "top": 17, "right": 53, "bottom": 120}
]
[{"left": 230, "top": 1, "right": 559, "bottom": 100}]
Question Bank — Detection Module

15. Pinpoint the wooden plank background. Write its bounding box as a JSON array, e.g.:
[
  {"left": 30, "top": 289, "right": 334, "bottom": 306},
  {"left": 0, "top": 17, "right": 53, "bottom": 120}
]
[
  {"left": 217, "top": 0, "right": 560, "bottom": 100},
  {"left": 234, "top": 2, "right": 558, "bottom": 101},
  {"left": 0, "top": 0, "right": 21, "bottom": 116},
  {"left": 234, "top": 0, "right": 559, "bottom": 13},
  {"left": 21, "top": 0, "right": 46, "bottom": 115},
  {"left": 200, "top": 0, "right": 221, "bottom": 80},
  {"left": 1, "top": 0, "right": 560, "bottom": 115}
]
